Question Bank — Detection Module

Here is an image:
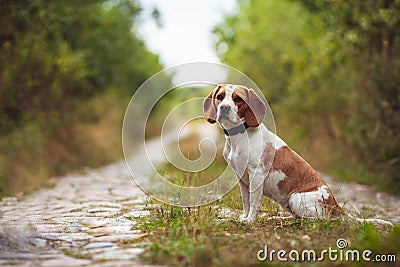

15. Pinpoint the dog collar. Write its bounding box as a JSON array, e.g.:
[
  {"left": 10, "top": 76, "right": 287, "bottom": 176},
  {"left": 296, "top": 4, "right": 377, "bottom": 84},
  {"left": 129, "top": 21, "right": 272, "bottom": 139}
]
[{"left": 223, "top": 122, "right": 249, "bottom": 136}]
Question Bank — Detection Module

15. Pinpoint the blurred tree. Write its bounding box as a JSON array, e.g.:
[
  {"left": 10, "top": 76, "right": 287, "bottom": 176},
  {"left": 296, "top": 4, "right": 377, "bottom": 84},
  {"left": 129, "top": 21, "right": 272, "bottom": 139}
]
[
  {"left": 0, "top": 0, "right": 161, "bottom": 133},
  {"left": 299, "top": 0, "right": 400, "bottom": 193},
  {"left": 0, "top": 0, "right": 163, "bottom": 195}
]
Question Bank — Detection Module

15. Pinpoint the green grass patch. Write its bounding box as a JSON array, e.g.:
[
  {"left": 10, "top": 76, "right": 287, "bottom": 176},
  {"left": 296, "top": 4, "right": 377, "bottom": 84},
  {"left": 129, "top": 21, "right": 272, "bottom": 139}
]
[{"left": 136, "top": 200, "right": 398, "bottom": 266}]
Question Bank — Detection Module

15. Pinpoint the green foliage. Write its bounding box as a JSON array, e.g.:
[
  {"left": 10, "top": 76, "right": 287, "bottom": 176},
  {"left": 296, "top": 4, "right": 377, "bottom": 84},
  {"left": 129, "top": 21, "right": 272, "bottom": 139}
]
[
  {"left": 214, "top": 0, "right": 400, "bottom": 194},
  {"left": 0, "top": 0, "right": 162, "bottom": 195},
  {"left": 354, "top": 224, "right": 400, "bottom": 262}
]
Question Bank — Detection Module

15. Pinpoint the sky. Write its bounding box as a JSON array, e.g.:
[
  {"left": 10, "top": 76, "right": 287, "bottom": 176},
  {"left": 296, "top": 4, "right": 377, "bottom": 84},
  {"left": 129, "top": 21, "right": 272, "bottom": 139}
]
[{"left": 137, "top": 0, "right": 237, "bottom": 67}]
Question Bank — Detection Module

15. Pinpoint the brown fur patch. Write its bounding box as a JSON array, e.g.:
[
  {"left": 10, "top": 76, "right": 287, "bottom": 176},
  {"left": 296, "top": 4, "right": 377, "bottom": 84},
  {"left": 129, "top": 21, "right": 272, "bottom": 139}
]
[
  {"left": 272, "top": 146, "right": 325, "bottom": 195},
  {"left": 216, "top": 87, "right": 226, "bottom": 99},
  {"left": 261, "top": 142, "right": 275, "bottom": 172},
  {"left": 232, "top": 85, "right": 266, "bottom": 127},
  {"left": 203, "top": 85, "right": 225, "bottom": 123},
  {"left": 232, "top": 91, "right": 248, "bottom": 118}
]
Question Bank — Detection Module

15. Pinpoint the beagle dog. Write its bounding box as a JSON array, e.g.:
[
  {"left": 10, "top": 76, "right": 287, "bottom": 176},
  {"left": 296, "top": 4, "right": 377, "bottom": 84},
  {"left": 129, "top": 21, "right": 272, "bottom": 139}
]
[{"left": 203, "top": 84, "right": 393, "bottom": 226}]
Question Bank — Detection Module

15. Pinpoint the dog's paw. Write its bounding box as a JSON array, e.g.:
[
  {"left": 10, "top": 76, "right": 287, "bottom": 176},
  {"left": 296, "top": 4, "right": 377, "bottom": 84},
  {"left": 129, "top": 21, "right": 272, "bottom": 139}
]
[
  {"left": 238, "top": 216, "right": 249, "bottom": 224},
  {"left": 238, "top": 216, "right": 254, "bottom": 225},
  {"left": 239, "top": 214, "right": 248, "bottom": 220}
]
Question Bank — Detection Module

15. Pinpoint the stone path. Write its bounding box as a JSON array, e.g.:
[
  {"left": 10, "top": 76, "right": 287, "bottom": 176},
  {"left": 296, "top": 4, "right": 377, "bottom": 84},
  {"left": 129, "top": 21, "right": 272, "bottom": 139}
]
[
  {"left": 1, "top": 124, "right": 399, "bottom": 266},
  {"left": 0, "top": 161, "right": 152, "bottom": 267}
]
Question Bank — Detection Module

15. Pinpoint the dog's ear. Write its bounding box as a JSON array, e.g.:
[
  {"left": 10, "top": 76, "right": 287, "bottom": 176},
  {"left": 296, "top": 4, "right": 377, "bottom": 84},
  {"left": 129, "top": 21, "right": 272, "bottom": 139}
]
[
  {"left": 244, "top": 88, "right": 266, "bottom": 127},
  {"left": 203, "top": 86, "right": 220, "bottom": 124}
]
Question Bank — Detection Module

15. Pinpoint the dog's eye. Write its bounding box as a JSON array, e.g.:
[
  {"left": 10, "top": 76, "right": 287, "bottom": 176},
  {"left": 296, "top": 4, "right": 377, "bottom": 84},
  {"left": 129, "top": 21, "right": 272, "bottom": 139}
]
[
  {"left": 216, "top": 94, "right": 224, "bottom": 101},
  {"left": 233, "top": 96, "right": 243, "bottom": 103}
]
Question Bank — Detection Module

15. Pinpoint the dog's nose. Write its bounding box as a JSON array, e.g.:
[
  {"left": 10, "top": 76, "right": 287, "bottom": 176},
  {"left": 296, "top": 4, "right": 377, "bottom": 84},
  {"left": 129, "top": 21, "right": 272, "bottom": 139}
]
[{"left": 220, "top": 105, "right": 231, "bottom": 115}]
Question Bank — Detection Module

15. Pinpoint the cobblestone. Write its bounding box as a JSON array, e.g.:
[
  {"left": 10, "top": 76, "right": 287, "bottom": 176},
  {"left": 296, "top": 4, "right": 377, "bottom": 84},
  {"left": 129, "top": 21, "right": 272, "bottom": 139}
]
[{"left": 0, "top": 161, "right": 150, "bottom": 266}]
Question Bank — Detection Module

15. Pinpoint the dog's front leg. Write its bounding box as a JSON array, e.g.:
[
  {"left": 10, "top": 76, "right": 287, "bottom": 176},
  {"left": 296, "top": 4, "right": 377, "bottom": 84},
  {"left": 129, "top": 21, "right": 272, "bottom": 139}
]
[
  {"left": 239, "top": 168, "right": 264, "bottom": 224},
  {"left": 238, "top": 178, "right": 250, "bottom": 219}
]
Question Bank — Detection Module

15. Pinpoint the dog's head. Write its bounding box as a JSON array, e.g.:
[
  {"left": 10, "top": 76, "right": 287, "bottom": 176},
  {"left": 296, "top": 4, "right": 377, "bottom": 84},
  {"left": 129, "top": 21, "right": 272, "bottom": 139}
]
[{"left": 203, "top": 84, "right": 266, "bottom": 128}]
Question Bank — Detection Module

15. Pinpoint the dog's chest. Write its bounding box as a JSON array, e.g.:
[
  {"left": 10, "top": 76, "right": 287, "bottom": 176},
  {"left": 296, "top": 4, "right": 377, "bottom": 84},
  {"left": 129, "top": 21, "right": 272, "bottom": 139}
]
[{"left": 223, "top": 130, "right": 264, "bottom": 173}]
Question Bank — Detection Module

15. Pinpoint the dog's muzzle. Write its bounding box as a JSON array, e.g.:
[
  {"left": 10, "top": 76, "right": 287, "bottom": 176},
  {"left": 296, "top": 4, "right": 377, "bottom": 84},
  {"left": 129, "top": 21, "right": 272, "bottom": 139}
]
[{"left": 219, "top": 105, "right": 231, "bottom": 118}]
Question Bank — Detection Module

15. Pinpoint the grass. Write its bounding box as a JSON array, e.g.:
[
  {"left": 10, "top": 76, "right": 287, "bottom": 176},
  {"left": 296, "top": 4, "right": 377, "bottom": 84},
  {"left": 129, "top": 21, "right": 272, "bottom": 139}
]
[
  {"left": 131, "top": 137, "right": 399, "bottom": 266},
  {"left": 135, "top": 198, "right": 398, "bottom": 266}
]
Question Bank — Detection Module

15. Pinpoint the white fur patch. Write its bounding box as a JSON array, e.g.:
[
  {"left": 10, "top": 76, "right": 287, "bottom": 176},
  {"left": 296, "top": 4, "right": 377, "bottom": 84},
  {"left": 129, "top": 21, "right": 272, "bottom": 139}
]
[
  {"left": 288, "top": 185, "right": 331, "bottom": 218},
  {"left": 264, "top": 170, "right": 287, "bottom": 202},
  {"left": 260, "top": 124, "right": 286, "bottom": 149},
  {"left": 225, "top": 84, "right": 236, "bottom": 92},
  {"left": 270, "top": 135, "right": 286, "bottom": 150}
]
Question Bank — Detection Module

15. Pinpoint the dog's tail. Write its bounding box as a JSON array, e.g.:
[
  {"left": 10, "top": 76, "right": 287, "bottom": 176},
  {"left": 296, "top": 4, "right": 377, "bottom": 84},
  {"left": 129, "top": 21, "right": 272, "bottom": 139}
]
[
  {"left": 346, "top": 213, "right": 394, "bottom": 227},
  {"left": 326, "top": 197, "right": 394, "bottom": 226}
]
